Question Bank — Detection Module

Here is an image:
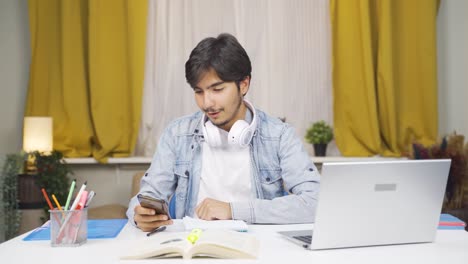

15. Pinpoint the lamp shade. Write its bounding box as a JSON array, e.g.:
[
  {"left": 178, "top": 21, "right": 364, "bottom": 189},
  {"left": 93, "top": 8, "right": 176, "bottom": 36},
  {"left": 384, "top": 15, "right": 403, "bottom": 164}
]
[{"left": 23, "top": 117, "right": 53, "bottom": 152}]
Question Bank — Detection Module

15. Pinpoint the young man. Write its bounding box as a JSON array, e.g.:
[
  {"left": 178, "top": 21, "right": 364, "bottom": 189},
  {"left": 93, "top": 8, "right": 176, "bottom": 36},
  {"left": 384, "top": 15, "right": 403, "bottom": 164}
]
[{"left": 127, "top": 33, "right": 320, "bottom": 232}]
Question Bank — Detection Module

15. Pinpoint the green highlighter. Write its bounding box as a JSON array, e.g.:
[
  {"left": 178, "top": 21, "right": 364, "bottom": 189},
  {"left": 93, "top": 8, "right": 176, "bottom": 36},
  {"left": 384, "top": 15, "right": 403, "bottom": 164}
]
[
  {"left": 64, "top": 179, "right": 76, "bottom": 211},
  {"left": 187, "top": 228, "right": 202, "bottom": 244}
]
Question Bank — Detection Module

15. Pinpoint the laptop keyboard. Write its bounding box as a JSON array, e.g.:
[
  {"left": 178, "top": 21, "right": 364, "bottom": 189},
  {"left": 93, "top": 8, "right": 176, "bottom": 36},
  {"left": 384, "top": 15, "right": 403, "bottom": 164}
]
[{"left": 293, "top": 235, "right": 312, "bottom": 244}]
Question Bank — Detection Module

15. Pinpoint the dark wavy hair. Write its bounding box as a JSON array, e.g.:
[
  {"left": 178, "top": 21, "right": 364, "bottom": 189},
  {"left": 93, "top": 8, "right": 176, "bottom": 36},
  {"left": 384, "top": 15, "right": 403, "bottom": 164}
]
[{"left": 185, "top": 33, "right": 252, "bottom": 89}]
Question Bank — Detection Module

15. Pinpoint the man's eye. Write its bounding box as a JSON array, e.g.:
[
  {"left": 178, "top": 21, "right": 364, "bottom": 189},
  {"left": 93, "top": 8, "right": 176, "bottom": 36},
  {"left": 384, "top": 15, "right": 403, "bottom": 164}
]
[
  {"left": 194, "top": 90, "right": 203, "bottom": 94},
  {"left": 213, "top": 87, "right": 224, "bottom": 92}
]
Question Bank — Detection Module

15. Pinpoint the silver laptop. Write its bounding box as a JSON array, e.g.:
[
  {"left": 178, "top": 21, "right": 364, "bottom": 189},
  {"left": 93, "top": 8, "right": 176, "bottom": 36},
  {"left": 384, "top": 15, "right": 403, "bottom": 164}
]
[{"left": 279, "top": 159, "right": 451, "bottom": 250}]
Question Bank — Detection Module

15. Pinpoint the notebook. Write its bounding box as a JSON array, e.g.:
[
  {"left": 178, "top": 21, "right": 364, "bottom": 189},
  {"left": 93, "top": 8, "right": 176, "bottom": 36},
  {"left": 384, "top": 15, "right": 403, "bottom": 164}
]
[
  {"left": 182, "top": 216, "right": 248, "bottom": 232},
  {"left": 438, "top": 214, "right": 466, "bottom": 230},
  {"left": 278, "top": 159, "right": 451, "bottom": 250}
]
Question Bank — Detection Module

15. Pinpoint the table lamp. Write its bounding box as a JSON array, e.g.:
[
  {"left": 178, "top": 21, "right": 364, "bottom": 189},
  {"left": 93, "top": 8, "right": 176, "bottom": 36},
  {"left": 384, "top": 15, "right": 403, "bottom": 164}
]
[{"left": 23, "top": 116, "right": 53, "bottom": 173}]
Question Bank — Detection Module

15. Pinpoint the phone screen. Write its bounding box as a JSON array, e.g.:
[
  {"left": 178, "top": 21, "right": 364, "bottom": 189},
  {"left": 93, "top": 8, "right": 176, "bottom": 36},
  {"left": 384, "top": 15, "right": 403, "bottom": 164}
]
[{"left": 137, "top": 194, "right": 171, "bottom": 219}]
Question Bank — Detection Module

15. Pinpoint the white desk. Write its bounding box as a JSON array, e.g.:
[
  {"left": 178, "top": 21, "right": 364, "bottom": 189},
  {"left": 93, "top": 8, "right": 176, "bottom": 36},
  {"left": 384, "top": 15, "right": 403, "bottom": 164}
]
[{"left": 1, "top": 222, "right": 467, "bottom": 264}]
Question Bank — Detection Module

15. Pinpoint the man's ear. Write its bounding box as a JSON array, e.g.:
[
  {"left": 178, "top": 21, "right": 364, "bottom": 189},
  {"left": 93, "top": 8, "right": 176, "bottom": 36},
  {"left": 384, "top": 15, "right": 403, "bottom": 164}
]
[{"left": 240, "top": 76, "right": 250, "bottom": 96}]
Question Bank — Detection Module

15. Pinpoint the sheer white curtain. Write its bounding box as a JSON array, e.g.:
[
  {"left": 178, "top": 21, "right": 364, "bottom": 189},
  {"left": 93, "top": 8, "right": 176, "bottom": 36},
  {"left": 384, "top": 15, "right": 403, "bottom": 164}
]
[{"left": 136, "top": 0, "right": 335, "bottom": 156}]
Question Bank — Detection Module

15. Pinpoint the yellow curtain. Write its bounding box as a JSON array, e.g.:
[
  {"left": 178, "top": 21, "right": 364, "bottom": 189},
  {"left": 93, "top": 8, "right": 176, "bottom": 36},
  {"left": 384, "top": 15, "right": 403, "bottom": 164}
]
[
  {"left": 330, "top": 0, "right": 440, "bottom": 156},
  {"left": 26, "top": 0, "right": 147, "bottom": 162}
]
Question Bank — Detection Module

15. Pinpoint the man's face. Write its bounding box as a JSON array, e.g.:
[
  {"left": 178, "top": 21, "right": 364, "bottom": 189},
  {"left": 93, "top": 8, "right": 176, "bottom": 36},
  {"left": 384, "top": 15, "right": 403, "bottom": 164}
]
[{"left": 193, "top": 68, "right": 249, "bottom": 131}]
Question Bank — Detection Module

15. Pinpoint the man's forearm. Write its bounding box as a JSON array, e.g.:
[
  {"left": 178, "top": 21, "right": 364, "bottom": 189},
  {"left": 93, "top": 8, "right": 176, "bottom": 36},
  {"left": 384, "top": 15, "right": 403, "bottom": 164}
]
[{"left": 231, "top": 183, "right": 319, "bottom": 224}]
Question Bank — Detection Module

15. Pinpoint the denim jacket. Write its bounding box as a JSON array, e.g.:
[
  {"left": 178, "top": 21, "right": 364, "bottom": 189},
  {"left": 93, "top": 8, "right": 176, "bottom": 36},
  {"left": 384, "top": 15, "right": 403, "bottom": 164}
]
[{"left": 127, "top": 108, "right": 320, "bottom": 224}]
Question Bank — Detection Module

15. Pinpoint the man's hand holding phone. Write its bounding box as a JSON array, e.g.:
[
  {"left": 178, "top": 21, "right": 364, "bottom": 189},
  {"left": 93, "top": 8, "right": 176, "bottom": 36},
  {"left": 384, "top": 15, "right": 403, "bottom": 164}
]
[{"left": 134, "top": 194, "right": 173, "bottom": 232}]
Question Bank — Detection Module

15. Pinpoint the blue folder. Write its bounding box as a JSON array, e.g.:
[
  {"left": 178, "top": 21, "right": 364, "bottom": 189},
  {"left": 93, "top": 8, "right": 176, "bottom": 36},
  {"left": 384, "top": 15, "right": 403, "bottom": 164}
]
[{"left": 23, "top": 219, "right": 127, "bottom": 241}]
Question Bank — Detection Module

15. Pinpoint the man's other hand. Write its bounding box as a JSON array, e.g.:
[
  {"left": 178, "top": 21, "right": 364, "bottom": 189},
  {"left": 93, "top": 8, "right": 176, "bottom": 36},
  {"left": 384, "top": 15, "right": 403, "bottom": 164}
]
[{"left": 195, "top": 198, "right": 232, "bottom": 220}]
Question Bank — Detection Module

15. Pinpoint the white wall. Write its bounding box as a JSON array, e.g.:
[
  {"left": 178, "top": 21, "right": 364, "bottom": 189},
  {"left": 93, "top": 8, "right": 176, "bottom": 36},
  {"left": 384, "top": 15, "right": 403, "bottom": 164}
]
[
  {"left": 0, "top": 0, "right": 30, "bottom": 240},
  {"left": 437, "top": 0, "right": 468, "bottom": 137},
  {"left": 0, "top": 0, "right": 30, "bottom": 163}
]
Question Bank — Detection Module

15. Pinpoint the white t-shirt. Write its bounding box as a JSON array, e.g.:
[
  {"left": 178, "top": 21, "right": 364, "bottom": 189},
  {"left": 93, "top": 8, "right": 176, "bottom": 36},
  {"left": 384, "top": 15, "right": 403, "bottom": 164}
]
[{"left": 196, "top": 129, "right": 252, "bottom": 206}]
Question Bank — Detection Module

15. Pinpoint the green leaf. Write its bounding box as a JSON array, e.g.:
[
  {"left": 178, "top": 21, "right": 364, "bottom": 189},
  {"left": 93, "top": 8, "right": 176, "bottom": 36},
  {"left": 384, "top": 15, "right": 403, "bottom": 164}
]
[{"left": 305, "top": 120, "right": 333, "bottom": 144}]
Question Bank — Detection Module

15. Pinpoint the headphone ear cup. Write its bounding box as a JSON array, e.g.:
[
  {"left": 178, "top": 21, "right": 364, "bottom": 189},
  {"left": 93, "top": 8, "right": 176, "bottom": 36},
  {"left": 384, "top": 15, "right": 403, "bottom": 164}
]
[
  {"left": 204, "top": 121, "right": 222, "bottom": 147},
  {"left": 228, "top": 120, "right": 249, "bottom": 146}
]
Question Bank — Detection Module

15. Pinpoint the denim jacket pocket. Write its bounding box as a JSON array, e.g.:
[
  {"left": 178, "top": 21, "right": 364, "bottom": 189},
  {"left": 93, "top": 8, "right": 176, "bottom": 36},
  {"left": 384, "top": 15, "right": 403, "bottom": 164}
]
[
  {"left": 258, "top": 168, "right": 284, "bottom": 200},
  {"left": 174, "top": 162, "right": 191, "bottom": 202}
]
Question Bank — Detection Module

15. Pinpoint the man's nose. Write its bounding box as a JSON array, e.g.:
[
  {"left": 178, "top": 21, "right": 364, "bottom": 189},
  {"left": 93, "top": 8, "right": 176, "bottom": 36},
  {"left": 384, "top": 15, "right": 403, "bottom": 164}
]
[{"left": 203, "top": 92, "right": 215, "bottom": 109}]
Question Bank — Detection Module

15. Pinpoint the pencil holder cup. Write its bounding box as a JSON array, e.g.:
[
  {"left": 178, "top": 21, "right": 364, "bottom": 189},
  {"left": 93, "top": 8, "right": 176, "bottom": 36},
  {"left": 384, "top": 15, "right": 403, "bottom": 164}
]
[{"left": 49, "top": 208, "right": 88, "bottom": 247}]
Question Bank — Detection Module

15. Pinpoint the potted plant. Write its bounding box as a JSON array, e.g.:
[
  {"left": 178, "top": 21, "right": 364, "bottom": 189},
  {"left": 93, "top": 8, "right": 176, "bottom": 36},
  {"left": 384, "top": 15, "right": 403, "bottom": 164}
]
[
  {"left": 305, "top": 120, "right": 333, "bottom": 157},
  {"left": 32, "top": 151, "right": 72, "bottom": 221},
  {"left": 1, "top": 153, "right": 26, "bottom": 241},
  {"left": 1, "top": 150, "right": 72, "bottom": 241}
]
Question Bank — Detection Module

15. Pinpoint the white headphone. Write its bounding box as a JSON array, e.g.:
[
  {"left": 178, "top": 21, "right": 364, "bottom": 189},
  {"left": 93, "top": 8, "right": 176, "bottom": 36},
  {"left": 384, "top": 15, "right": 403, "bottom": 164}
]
[{"left": 201, "top": 99, "right": 257, "bottom": 148}]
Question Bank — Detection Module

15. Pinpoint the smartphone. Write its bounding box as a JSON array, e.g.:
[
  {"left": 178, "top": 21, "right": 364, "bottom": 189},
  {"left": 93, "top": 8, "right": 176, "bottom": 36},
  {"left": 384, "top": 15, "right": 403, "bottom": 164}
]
[{"left": 137, "top": 194, "right": 171, "bottom": 219}]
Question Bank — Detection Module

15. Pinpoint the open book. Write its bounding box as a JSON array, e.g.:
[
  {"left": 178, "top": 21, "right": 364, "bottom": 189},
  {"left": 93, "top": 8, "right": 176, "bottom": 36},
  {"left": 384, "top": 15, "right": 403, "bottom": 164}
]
[{"left": 121, "top": 229, "right": 259, "bottom": 260}]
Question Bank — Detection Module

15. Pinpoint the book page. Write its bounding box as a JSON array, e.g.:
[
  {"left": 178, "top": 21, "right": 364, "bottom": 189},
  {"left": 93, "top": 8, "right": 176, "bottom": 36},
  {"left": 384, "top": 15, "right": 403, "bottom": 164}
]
[
  {"left": 187, "top": 229, "right": 259, "bottom": 259},
  {"left": 121, "top": 232, "right": 191, "bottom": 260}
]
